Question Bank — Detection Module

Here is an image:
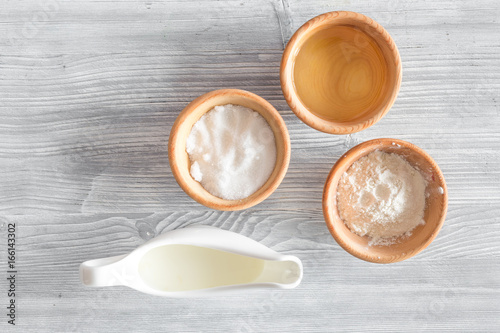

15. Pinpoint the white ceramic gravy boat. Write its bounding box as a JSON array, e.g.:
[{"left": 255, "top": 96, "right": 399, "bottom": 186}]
[{"left": 80, "top": 226, "right": 303, "bottom": 297}]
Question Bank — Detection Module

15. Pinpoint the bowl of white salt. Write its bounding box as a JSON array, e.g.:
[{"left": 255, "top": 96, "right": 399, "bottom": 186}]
[
  {"left": 169, "top": 89, "right": 290, "bottom": 211},
  {"left": 323, "top": 138, "right": 447, "bottom": 263}
]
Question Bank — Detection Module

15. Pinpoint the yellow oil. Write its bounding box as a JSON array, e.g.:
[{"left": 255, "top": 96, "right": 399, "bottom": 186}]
[
  {"left": 293, "top": 25, "right": 388, "bottom": 122},
  {"left": 138, "top": 244, "right": 265, "bottom": 292}
]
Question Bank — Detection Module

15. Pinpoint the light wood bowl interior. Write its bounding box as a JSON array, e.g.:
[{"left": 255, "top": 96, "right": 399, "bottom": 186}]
[
  {"left": 281, "top": 11, "right": 402, "bottom": 134},
  {"left": 323, "top": 138, "right": 448, "bottom": 263},
  {"left": 168, "top": 89, "right": 291, "bottom": 211}
]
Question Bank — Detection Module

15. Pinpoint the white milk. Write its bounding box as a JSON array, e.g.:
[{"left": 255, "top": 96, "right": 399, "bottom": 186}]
[{"left": 138, "top": 244, "right": 267, "bottom": 292}]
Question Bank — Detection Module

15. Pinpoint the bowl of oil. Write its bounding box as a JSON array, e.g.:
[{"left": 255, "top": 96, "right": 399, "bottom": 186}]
[{"left": 280, "top": 11, "right": 402, "bottom": 134}]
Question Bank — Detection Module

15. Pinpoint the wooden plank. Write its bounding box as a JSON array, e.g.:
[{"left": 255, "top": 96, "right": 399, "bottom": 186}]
[
  {"left": 0, "top": 213, "right": 499, "bottom": 332},
  {"left": 0, "top": 47, "right": 498, "bottom": 212},
  {"left": 0, "top": 0, "right": 284, "bottom": 54}
]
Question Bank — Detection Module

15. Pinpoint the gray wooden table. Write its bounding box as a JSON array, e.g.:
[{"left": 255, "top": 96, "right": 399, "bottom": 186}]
[{"left": 0, "top": 0, "right": 499, "bottom": 332}]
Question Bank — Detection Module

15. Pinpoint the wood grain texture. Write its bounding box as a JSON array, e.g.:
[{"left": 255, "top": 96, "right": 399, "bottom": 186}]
[{"left": 0, "top": 0, "right": 499, "bottom": 332}]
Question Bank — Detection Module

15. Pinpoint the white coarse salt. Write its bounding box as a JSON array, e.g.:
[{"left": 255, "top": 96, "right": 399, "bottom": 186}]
[
  {"left": 186, "top": 104, "right": 276, "bottom": 200},
  {"left": 337, "top": 150, "right": 428, "bottom": 246}
]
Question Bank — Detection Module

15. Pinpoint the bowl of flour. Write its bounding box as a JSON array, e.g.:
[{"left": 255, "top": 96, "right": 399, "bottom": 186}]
[
  {"left": 323, "top": 138, "right": 447, "bottom": 263},
  {"left": 169, "top": 89, "right": 290, "bottom": 211}
]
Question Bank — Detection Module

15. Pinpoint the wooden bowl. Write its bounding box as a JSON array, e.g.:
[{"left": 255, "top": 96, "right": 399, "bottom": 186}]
[
  {"left": 323, "top": 139, "right": 448, "bottom": 263},
  {"left": 281, "top": 11, "right": 402, "bottom": 134},
  {"left": 168, "top": 89, "right": 291, "bottom": 211}
]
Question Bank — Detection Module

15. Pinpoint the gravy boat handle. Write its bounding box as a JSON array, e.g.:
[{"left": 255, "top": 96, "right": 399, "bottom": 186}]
[{"left": 80, "top": 254, "right": 131, "bottom": 287}]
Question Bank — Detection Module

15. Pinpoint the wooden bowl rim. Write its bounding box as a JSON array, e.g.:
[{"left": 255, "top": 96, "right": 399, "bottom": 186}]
[
  {"left": 280, "top": 11, "right": 402, "bottom": 134},
  {"left": 168, "top": 89, "right": 291, "bottom": 211},
  {"left": 322, "top": 138, "right": 448, "bottom": 263}
]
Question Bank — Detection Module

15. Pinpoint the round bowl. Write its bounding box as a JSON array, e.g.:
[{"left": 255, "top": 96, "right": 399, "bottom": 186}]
[
  {"left": 168, "top": 89, "right": 291, "bottom": 211},
  {"left": 281, "top": 11, "right": 402, "bottom": 134},
  {"left": 323, "top": 138, "right": 448, "bottom": 263}
]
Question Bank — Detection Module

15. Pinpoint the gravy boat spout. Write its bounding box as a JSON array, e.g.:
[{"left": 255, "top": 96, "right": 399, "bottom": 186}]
[{"left": 80, "top": 226, "right": 303, "bottom": 297}]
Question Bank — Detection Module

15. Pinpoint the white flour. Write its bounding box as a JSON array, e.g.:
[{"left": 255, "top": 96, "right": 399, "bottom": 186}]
[
  {"left": 186, "top": 104, "right": 276, "bottom": 200},
  {"left": 337, "top": 150, "right": 427, "bottom": 245}
]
